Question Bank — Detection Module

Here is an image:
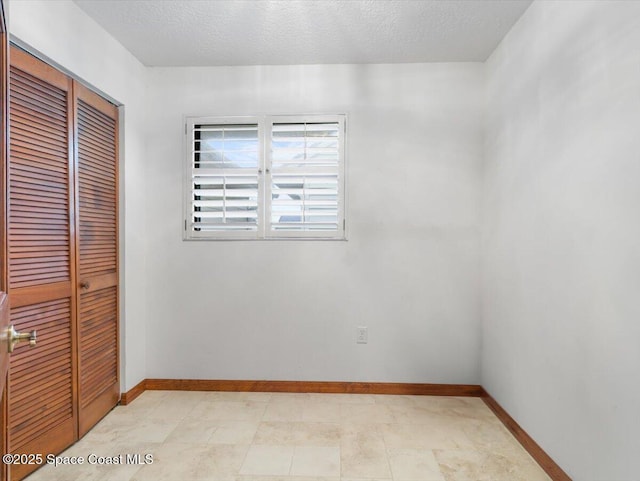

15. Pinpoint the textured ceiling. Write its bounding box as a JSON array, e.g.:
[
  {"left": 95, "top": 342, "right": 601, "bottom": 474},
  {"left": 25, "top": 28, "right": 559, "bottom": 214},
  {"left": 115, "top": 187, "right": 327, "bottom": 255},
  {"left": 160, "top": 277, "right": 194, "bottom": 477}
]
[{"left": 73, "top": 0, "right": 532, "bottom": 66}]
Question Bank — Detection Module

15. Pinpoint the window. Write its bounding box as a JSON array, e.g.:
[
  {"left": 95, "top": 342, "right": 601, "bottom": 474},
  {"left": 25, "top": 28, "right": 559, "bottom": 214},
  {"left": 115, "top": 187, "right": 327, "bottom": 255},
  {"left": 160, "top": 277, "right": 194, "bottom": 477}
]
[{"left": 184, "top": 115, "right": 346, "bottom": 240}]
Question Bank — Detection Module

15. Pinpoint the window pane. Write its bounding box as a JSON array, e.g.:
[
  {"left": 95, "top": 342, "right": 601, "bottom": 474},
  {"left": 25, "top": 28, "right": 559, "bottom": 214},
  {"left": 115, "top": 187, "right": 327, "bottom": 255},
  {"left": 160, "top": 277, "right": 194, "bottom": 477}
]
[
  {"left": 194, "top": 124, "right": 258, "bottom": 169},
  {"left": 190, "top": 123, "right": 259, "bottom": 234},
  {"left": 271, "top": 122, "right": 340, "bottom": 168},
  {"left": 270, "top": 173, "right": 339, "bottom": 231},
  {"left": 269, "top": 121, "right": 342, "bottom": 233}
]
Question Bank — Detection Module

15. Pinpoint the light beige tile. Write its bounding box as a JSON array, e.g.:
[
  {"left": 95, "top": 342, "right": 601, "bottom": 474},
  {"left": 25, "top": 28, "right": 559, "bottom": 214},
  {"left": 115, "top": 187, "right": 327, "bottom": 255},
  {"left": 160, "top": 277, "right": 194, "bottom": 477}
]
[
  {"left": 254, "top": 421, "right": 341, "bottom": 446},
  {"left": 290, "top": 446, "right": 341, "bottom": 477},
  {"left": 387, "top": 404, "right": 445, "bottom": 424},
  {"left": 208, "top": 421, "right": 259, "bottom": 444},
  {"left": 201, "top": 391, "right": 252, "bottom": 401},
  {"left": 96, "top": 465, "right": 147, "bottom": 481},
  {"left": 20, "top": 463, "right": 87, "bottom": 481},
  {"left": 23, "top": 392, "right": 551, "bottom": 481},
  {"left": 381, "top": 419, "right": 473, "bottom": 450},
  {"left": 308, "top": 393, "right": 376, "bottom": 404},
  {"left": 59, "top": 438, "right": 158, "bottom": 461},
  {"left": 386, "top": 398, "right": 494, "bottom": 425},
  {"left": 239, "top": 445, "right": 294, "bottom": 476},
  {"left": 434, "top": 449, "right": 552, "bottom": 481},
  {"left": 244, "top": 392, "right": 274, "bottom": 402},
  {"left": 67, "top": 460, "right": 146, "bottom": 481},
  {"left": 262, "top": 400, "right": 306, "bottom": 422},
  {"left": 449, "top": 399, "right": 497, "bottom": 421},
  {"left": 199, "top": 391, "right": 273, "bottom": 402},
  {"left": 137, "top": 390, "right": 171, "bottom": 400},
  {"left": 269, "top": 393, "right": 311, "bottom": 402},
  {"left": 457, "top": 418, "right": 522, "bottom": 455},
  {"left": 43, "top": 440, "right": 159, "bottom": 481},
  {"left": 88, "top": 416, "right": 179, "bottom": 444},
  {"left": 165, "top": 418, "right": 218, "bottom": 443},
  {"left": 188, "top": 400, "right": 267, "bottom": 422},
  {"left": 340, "top": 403, "right": 396, "bottom": 424},
  {"left": 145, "top": 391, "right": 209, "bottom": 421},
  {"left": 130, "top": 442, "right": 247, "bottom": 480},
  {"left": 388, "top": 449, "right": 446, "bottom": 481},
  {"left": 341, "top": 478, "right": 391, "bottom": 481},
  {"left": 406, "top": 397, "right": 496, "bottom": 421},
  {"left": 108, "top": 392, "right": 172, "bottom": 422},
  {"left": 145, "top": 401, "right": 197, "bottom": 421},
  {"left": 235, "top": 477, "right": 339, "bottom": 481},
  {"left": 159, "top": 390, "right": 210, "bottom": 401},
  {"left": 302, "top": 402, "right": 342, "bottom": 423},
  {"left": 373, "top": 394, "right": 421, "bottom": 407},
  {"left": 340, "top": 423, "right": 391, "bottom": 478},
  {"left": 253, "top": 421, "right": 297, "bottom": 445}
]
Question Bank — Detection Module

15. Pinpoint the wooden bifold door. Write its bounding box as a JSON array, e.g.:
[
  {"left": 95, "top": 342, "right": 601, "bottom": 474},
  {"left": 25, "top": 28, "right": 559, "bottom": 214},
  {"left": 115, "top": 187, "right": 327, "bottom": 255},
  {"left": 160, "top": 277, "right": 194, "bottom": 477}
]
[{"left": 6, "top": 47, "right": 119, "bottom": 480}]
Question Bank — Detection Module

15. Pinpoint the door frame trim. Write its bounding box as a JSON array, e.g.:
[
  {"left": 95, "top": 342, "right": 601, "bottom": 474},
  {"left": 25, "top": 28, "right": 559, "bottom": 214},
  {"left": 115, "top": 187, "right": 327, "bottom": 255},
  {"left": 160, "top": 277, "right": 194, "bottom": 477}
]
[
  {"left": 1, "top": 1, "right": 10, "bottom": 479},
  {"left": 9, "top": 37, "right": 122, "bottom": 108}
]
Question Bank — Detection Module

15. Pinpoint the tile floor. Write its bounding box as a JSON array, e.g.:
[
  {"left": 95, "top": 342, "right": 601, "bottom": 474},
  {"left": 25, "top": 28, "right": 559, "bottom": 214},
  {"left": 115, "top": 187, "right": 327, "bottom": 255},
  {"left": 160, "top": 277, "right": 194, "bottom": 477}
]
[{"left": 25, "top": 391, "right": 551, "bottom": 481}]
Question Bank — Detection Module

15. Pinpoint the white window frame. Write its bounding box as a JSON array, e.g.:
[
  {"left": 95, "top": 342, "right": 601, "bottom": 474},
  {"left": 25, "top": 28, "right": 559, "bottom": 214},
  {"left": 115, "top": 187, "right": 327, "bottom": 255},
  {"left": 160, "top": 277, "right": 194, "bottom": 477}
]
[{"left": 184, "top": 114, "right": 346, "bottom": 241}]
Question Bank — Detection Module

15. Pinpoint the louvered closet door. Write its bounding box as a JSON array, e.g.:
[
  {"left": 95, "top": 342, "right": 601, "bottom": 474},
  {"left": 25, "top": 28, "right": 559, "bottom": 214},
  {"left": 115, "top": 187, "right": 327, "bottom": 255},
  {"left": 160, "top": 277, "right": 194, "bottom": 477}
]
[
  {"left": 74, "top": 82, "right": 119, "bottom": 437},
  {"left": 7, "top": 47, "right": 77, "bottom": 480}
]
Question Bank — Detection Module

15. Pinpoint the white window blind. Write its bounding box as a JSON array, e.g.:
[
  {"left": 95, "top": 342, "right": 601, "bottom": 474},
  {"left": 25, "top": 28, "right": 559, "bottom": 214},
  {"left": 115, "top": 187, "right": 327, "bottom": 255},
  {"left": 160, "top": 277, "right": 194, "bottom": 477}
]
[
  {"left": 184, "top": 115, "right": 345, "bottom": 240},
  {"left": 268, "top": 121, "right": 342, "bottom": 236},
  {"left": 188, "top": 120, "right": 261, "bottom": 238}
]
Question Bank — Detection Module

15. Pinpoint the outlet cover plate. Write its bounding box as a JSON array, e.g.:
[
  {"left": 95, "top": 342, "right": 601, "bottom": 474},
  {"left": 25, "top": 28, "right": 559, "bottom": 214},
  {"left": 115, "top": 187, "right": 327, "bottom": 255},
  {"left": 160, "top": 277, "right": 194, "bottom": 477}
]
[{"left": 356, "top": 326, "right": 368, "bottom": 344}]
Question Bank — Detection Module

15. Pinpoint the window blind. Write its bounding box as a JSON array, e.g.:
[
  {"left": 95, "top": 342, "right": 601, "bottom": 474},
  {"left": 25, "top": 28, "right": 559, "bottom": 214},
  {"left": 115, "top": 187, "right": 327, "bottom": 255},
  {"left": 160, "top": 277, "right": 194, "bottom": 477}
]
[
  {"left": 269, "top": 121, "right": 342, "bottom": 234},
  {"left": 189, "top": 123, "right": 260, "bottom": 236},
  {"left": 184, "top": 115, "right": 345, "bottom": 240}
]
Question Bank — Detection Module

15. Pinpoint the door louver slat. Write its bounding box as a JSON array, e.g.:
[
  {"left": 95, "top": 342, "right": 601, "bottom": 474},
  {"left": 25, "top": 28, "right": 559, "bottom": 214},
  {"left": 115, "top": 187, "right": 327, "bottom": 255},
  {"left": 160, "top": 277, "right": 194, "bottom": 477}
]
[
  {"left": 8, "top": 299, "right": 73, "bottom": 451},
  {"left": 76, "top": 92, "right": 119, "bottom": 436},
  {"left": 8, "top": 67, "right": 70, "bottom": 289}
]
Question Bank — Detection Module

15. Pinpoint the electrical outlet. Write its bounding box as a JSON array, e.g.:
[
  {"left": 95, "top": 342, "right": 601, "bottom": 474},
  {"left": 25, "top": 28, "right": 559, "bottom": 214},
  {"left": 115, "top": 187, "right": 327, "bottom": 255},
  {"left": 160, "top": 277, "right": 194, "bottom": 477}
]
[{"left": 356, "top": 326, "right": 368, "bottom": 344}]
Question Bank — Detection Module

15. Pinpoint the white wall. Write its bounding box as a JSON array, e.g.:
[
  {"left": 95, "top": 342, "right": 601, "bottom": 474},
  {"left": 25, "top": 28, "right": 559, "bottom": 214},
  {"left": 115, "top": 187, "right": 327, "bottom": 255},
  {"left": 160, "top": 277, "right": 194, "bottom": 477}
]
[
  {"left": 7, "top": 0, "right": 483, "bottom": 389},
  {"left": 482, "top": 2, "right": 640, "bottom": 480},
  {"left": 145, "top": 63, "right": 483, "bottom": 383},
  {"left": 8, "top": 0, "right": 148, "bottom": 391}
]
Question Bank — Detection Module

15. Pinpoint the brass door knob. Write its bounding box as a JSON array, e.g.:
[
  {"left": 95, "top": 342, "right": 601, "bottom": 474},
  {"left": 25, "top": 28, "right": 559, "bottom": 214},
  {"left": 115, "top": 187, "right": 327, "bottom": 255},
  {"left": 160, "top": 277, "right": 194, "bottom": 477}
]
[
  {"left": 6, "top": 325, "right": 37, "bottom": 353},
  {"left": 80, "top": 281, "right": 90, "bottom": 290}
]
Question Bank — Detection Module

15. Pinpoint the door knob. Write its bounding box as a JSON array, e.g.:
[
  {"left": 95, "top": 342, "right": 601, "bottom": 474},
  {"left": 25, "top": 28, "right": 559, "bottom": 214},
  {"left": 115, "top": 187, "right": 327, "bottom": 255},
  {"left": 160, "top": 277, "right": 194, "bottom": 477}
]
[
  {"left": 6, "top": 325, "right": 37, "bottom": 353},
  {"left": 80, "top": 281, "right": 90, "bottom": 290}
]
